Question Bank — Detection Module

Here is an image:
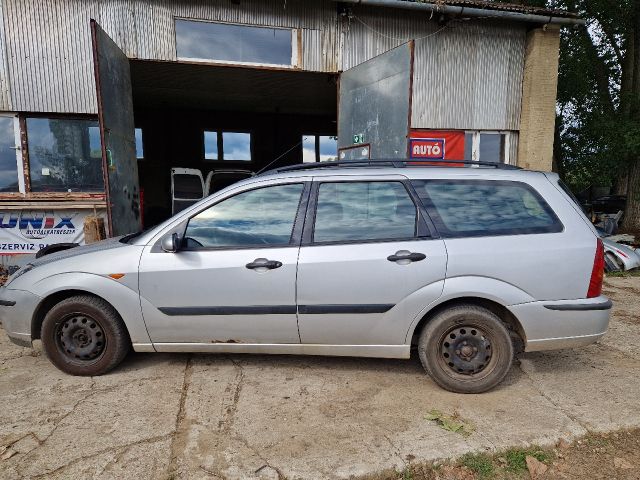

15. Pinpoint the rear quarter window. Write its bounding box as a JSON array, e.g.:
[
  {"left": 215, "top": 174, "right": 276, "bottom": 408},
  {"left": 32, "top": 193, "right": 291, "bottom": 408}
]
[{"left": 411, "top": 179, "right": 563, "bottom": 238}]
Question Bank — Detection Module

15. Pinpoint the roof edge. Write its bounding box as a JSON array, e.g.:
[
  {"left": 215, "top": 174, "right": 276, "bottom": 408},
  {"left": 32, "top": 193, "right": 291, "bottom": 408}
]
[{"left": 337, "top": 0, "right": 585, "bottom": 25}]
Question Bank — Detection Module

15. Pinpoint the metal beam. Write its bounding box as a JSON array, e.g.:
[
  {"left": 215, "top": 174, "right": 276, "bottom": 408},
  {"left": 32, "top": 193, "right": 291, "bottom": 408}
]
[{"left": 336, "top": 0, "right": 586, "bottom": 25}]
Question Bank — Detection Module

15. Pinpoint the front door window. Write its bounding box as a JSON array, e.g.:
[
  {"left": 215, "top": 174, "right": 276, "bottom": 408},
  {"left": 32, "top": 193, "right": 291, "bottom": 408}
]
[{"left": 184, "top": 183, "right": 304, "bottom": 248}]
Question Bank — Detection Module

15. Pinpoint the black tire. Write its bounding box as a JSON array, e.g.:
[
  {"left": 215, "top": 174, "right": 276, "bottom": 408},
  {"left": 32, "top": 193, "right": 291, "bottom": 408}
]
[
  {"left": 417, "top": 304, "right": 514, "bottom": 394},
  {"left": 41, "top": 295, "right": 130, "bottom": 376}
]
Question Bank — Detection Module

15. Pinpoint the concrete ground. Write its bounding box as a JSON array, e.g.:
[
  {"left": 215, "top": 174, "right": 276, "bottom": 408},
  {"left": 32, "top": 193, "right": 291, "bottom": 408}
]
[{"left": 0, "top": 277, "right": 639, "bottom": 480}]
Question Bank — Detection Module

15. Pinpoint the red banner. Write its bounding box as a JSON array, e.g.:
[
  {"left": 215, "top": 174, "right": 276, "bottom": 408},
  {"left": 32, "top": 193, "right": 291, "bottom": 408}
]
[{"left": 409, "top": 130, "right": 466, "bottom": 161}]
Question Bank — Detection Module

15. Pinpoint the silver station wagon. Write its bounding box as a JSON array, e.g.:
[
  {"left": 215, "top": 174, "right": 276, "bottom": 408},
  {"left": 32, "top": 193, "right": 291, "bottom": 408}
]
[{"left": 0, "top": 161, "right": 611, "bottom": 393}]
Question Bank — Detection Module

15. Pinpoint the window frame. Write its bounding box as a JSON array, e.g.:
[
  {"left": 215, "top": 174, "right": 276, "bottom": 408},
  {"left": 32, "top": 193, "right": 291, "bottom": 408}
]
[
  {"left": 301, "top": 179, "right": 434, "bottom": 247},
  {"left": 179, "top": 181, "right": 310, "bottom": 252},
  {"left": 25, "top": 115, "right": 105, "bottom": 194},
  {"left": 411, "top": 179, "right": 564, "bottom": 239},
  {"left": 302, "top": 134, "right": 338, "bottom": 163},
  {"left": 465, "top": 131, "right": 514, "bottom": 165},
  {"left": 203, "top": 129, "right": 253, "bottom": 163},
  {"left": 0, "top": 112, "right": 108, "bottom": 201},
  {"left": 0, "top": 113, "right": 24, "bottom": 194},
  {"left": 174, "top": 18, "right": 300, "bottom": 69}
]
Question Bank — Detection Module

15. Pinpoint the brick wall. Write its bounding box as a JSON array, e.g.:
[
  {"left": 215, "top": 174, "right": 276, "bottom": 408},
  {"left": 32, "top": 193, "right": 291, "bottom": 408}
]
[{"left": 517, "top": 25, "right": 561, "bottom": 172}]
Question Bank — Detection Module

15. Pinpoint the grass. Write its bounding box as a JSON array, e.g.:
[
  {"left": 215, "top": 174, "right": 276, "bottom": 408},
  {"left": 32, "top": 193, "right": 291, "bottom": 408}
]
[
  {"left": 606, "top": 270, "right": 640, "bottom": 277},
  {"left": 503, "top": 448, "right": 552, "bottom": 474},
  {"left": 459, "top": 452, "right": 494, "bottom": 478},
  {"left": 358, "top": 445, "right": 556, "bottom": 480}
]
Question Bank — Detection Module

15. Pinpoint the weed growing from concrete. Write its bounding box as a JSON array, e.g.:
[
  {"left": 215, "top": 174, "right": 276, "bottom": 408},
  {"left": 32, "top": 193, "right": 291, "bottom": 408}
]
[
  {"left": 458, "top": 452, "right": 494, "bottom": 478},
  {"left": 504, "top": 448, "right": 552, "bottom": 473}
]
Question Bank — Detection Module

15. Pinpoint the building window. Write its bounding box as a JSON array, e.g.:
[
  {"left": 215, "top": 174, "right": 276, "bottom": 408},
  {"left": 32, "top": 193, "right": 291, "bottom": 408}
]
[
  {"left": 222, "top": 132, "right": 251, "bottom": 161},
  {"left": 204, "top": 131, "right": 252, "bottom": 162},
  {"left": 135, "top": 128, "right": 144, "bottom": 160},
  {"left": 302, "top": 135, "right": 338, "bottom": 163},
  {"left": 175, "top": 19, "right": 297, "bottom": 67},
  {"left": 0, "top": 115, "right": 20, "bottom": 192},
  {"left": 204, "top": 131, "right": 218, "bottom": 160},
  {"left": 464, "top": 131, "right": 513, "bottom": 164},
  {"left": 26, "top": 117, "right": 104, "bottom": 192}
]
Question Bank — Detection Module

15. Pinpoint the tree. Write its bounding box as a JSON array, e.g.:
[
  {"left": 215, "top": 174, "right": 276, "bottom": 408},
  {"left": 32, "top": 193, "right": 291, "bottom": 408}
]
[{"left": 498, "top": 0, "right": 640, "bottom": 230}]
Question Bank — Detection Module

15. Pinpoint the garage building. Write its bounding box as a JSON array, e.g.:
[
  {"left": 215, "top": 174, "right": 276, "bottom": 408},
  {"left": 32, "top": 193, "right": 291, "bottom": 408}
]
[{"left": 0, "top": 0, "right": 581, "bottom": 264}]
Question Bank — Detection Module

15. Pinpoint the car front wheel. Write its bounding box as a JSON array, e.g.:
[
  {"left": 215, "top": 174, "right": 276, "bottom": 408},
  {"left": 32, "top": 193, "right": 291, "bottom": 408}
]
[
  {"left": 418, "top": 304, "right": 514, "bottom": 394},
  {"left": 41, "top": 295, "right": 130, "bottom": 376}
]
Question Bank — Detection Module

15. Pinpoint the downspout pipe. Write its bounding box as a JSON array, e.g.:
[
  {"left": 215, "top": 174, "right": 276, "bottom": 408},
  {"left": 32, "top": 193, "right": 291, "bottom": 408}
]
[{"left": 336, "top": 0, "right": 586, "bottom": 25}]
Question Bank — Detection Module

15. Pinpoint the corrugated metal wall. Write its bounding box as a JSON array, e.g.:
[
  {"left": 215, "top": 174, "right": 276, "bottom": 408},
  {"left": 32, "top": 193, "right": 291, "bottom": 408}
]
[
  {"left": 0, "top": 0, "right": 337, "bottom": 113},
  {"left": 0, "top": 0, "right": 525, "bottom": 132},
  {"left": 341, "top": 7, "right": 526, "bottom": 131},
  {"left": 0, "top": 0, "right": 10, "bottom": 109},
  {"left": 0, "top": 0, "right": 102, "bottom": 113}
]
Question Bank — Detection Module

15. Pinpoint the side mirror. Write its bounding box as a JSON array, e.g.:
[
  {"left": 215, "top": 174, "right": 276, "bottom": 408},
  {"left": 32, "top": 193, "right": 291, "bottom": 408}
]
[{"left": 161, "top": 233, "right": 180, "bottom": 253}]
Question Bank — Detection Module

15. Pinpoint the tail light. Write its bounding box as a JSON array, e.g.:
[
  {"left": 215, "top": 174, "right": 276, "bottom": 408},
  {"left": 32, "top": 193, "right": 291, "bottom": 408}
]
[{"left": 587, "top": 238, "right": 605, "bottom": 298}]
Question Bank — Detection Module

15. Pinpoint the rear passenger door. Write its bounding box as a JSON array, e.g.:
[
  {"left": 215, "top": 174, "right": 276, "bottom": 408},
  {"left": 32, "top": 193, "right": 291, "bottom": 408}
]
[
  {"left": 296, "top": 176, "right": 447, "bottom": 346},
  {"left": 410, "top": 178, "right": 592, "bottom": 301}
]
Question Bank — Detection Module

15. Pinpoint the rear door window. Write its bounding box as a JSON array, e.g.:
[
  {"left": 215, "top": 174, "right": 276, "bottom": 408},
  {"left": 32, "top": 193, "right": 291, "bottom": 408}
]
[
  {"left": 313, "top": 181, "right": 417, "bottom": 243},
  {"left": 411, "top": 179, "right": 562, "bottom": 237}
]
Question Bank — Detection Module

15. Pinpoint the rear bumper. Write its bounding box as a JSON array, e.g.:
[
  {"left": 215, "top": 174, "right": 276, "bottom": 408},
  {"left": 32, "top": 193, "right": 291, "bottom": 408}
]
[
  {"left": 508, "top": 296, "right": 612, "bottom": 352},
  {"left": 0, "top": 287, "right": 41, "bottom": 348}
]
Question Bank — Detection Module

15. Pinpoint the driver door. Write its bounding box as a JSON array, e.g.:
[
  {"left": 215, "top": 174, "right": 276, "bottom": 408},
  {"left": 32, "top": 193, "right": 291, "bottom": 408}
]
[{"left": 138, "top": 181, "right": 308, "bottom": 345}]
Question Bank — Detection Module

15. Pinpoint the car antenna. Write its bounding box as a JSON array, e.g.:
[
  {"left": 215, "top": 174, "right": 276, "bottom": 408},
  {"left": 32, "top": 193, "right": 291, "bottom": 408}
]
[{"left": 257, "top": 140, "right": 303, "bottom": 174}]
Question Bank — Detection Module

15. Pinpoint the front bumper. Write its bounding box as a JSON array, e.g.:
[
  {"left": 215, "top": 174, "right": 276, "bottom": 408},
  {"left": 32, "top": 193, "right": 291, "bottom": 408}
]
[
  {"left": 508, "top": 296, "right": 612, "bottom": 352},
  {"left": 0, "top": 287, "right": 41, "bottom": 347}
]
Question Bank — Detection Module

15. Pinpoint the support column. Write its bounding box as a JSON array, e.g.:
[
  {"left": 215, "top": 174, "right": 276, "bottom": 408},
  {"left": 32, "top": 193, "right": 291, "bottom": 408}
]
[{"left": 517, "top": 25, "right": 561, "bottom": 172}]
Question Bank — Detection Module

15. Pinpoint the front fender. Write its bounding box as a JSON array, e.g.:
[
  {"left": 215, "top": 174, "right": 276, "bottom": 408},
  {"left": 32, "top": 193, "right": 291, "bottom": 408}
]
[
  {"left": 31, "top": 272, "right": 152, "bottom": 346},
  {"left": 404, "top": 276, "right": 535, "bottom": 342}
]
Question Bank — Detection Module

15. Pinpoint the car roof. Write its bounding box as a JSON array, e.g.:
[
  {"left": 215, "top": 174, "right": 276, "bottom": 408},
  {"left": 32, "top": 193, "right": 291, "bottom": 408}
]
[{"left": 242, "top": 164, "right": 552, "bottom": 186}]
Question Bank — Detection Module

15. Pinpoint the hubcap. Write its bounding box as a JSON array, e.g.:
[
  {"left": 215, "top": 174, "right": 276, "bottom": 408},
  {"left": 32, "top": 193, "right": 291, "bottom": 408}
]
[
  {"left": 56, "top": 315, "right": 106, "bottom": 361},
  {"left": 440, "top": 326, "right": 492, "bottom": 375}
]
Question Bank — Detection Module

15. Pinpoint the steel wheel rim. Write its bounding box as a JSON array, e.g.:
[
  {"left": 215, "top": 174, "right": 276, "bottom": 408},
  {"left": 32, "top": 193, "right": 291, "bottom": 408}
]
[
  {"left": 438, "top": 324, "right": 494, "bottom": 377},
  {"left": 55, "top": 313, "right": 106, "bottom": 363}
]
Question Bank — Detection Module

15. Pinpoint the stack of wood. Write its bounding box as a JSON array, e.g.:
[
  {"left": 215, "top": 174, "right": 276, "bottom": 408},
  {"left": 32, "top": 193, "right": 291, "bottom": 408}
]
[{"left": 83, "top": 215, "right": 107, "bottom": 244}]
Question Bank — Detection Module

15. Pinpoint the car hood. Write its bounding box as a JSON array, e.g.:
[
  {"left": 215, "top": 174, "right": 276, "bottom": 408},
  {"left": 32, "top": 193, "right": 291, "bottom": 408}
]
[{"left": 29, "top": 236, "right": 129, "bottom": 268}]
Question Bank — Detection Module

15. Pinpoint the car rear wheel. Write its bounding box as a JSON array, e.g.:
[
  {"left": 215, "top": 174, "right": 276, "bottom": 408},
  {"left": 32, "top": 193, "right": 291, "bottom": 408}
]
[
  {"left": 418, "top": 304, "right": 514, "bottom": 394},
  {"left": 41, "top": 295, "right": 130, "bottom": 376}
]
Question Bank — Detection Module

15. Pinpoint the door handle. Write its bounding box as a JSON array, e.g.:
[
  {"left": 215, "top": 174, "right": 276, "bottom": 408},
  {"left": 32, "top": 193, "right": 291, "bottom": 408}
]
[
  {"left": 246, "top": 258, "right": 283, "bottom": 270},
  {"left": 387, "top": 251, "right": 426, "bottom": 263}
]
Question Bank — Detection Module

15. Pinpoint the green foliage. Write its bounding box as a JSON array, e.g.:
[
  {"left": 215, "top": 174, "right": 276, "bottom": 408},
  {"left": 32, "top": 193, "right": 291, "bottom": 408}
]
[
  {"left": 606, "top": 270, "right": 640, "bottom": 277},
  {"left": 458, "top": 452, "right": 495, "bottom": 478},
  {"left": 504, "top": 448, "right": 552, "bottom": 473},
  {"left": 401, "top": 467, "right": 413, "bottom": 480},
  {"left": 497, "top": 1, "right": 639, "bottom": 196},
  {"left": 424, "top": 410, "right": 475, "bottom": 436}
]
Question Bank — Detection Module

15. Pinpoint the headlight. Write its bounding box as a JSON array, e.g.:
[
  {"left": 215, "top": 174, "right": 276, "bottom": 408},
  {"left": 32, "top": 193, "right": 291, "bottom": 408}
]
[{"left": 5, "top": 264, "right": 35, "bottom": 286}]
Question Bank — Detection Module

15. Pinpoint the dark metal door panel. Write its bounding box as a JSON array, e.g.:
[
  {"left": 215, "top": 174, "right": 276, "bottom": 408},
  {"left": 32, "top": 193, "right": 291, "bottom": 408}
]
[
  {"left": 338, "top": 42, "right": 413, "bottom": 161},
  {"left": 91, "top": 19, "right": 141, "bottom": 236}
]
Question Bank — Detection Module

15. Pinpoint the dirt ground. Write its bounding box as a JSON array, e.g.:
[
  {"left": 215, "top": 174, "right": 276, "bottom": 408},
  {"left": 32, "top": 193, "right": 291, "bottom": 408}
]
[
  {"left": 360, "top": 428, "right": 640, "bottom": 480},
  {"left": 0, "top": 276, "right": 639, "bottom": 480}
]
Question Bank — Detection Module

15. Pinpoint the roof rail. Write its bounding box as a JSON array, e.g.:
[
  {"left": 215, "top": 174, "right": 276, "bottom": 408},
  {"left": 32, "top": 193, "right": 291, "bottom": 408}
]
[{"left": 266, "top": 159, "right": 521, "bottom": 175}]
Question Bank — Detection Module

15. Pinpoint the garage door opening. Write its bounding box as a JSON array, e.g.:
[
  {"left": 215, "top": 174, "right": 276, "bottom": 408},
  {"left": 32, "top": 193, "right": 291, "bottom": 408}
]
[{"left": 129, "top": 60, "right": 337, "bottom": 227}]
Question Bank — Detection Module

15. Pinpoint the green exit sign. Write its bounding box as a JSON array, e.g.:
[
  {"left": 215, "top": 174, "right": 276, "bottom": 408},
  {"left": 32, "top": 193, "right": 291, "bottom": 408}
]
[{"left": 353, "top": 133, "right": 364, "bottom": 144}]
